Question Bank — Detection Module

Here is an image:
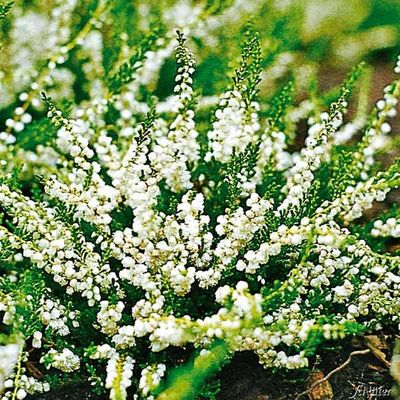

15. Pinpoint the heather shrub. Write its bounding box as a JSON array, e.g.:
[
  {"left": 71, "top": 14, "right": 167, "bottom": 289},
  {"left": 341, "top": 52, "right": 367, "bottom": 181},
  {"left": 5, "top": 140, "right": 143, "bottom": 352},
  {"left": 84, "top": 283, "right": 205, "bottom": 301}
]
[{"left": 0, "top": 1, "right": 400, "bottom": 399}]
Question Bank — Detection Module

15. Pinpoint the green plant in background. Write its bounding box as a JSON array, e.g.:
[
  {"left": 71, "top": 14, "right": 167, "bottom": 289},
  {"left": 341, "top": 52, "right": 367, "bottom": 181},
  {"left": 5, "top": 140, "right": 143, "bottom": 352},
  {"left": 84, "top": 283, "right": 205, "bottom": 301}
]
[
  {"left": 0, "top": 2, "right": 12, "bottom": 20},
  {"left": 1, "top": 1, "right": 400, "bottom": 400}
]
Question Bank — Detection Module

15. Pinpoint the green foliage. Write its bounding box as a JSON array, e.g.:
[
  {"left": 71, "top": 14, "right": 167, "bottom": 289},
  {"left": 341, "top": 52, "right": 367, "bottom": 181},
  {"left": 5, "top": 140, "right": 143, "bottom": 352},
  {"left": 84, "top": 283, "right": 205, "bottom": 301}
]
[
  {"left": 225, "top": 144, "right": 259, "bottom": 210},
  {"left": 234, "top": 25, "right": 262, "bottom": 105},
  {"left": 108, "top": 30, "right": 162, "bottom": 95},
  {"left": 156, "top": 342, "right": 230, "bottom": 400},
  {"left": 0, "top": 1, "right": 12, "bottom": 20},
  {"left": 264, "top": 81, "right": 294, "bottom": 131}
]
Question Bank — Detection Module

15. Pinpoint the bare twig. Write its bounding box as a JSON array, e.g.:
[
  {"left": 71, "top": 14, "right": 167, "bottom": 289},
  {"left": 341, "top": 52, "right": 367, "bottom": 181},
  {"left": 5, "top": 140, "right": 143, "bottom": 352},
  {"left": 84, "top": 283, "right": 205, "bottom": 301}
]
[
  {"left": 364, "top": 335, "right": 390, "bottom": 368},
  {"left": 295, "top": 349, "right": 370, "bottom": 400}
]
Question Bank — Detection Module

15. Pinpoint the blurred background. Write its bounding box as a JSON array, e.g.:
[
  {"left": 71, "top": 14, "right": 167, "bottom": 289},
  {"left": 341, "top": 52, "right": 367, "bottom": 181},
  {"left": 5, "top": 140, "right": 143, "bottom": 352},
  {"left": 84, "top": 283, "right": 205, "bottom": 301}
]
[{"left": 1, "top": 0, "right": 400, "bottom": 108}]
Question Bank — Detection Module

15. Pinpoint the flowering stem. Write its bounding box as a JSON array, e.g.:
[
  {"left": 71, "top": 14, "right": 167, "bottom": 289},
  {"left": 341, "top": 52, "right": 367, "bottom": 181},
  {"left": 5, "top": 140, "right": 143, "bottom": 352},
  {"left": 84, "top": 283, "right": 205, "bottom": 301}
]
[{"left": 10, "top": 347, "right": 24, "bottom": 400}]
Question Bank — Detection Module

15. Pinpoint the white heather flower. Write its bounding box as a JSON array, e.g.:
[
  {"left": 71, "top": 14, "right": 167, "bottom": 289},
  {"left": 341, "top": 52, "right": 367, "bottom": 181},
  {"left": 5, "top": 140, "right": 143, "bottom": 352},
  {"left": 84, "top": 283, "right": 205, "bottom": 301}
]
[
  {"left": 106, "top": 354, "right": 135, "bottom": 400},
  {"left": 333, "top": 280, "right": 354, "bottom": 303},
  {"left": 32, "top": 331, "right": 43, "bottom": 348},
  {"left": 89, "top": 344, "right": 114, "bottom": 360},
  {"left": 97, "top": 301, "right": 124, "bottom": 336},
  {"left": 0, "top": 184, "right": 112, "bottom": 305},
  {"left": 203, "top": 193, "right": 273, "bottom": 281},
  {"left": 139, "top": 363, "right": 166, "bottom": 396},
  {"left": 42, "top": 348, "right": 80, "bottom": 372},
  {"left": 112, "top": 325, "right": 136, "bottom": 349},
  {"left": 150, "top": 35, "right": 199, "bottom": 193},
  {"left": 371, "top": 218, "right": 400, "bottom": 238},
  {"left": 0, "top": 344, "right": 20, "bottom": 392},
  {"left": 207, "top": 91, "right": 260, "bottom": 163},
  {"left": 347, "top": 304, "right": 359, "bottom": 318}
]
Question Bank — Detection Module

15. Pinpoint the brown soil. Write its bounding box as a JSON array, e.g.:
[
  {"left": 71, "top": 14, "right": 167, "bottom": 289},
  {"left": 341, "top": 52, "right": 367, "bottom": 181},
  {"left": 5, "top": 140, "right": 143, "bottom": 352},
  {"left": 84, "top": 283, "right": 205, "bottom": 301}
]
[{"left": 218, "top": 337, "right": 394, "bottom": 400}]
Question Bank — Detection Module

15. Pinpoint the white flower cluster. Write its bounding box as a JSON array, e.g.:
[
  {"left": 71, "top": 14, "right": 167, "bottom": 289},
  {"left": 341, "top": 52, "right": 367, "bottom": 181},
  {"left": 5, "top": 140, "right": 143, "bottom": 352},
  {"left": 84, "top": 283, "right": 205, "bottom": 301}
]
[
  {"left": 352, "top": 75, "right": 400, "bottom": 180},
  {"left": 0, "top": 344, "right": 19, "bottom": 393},
  {"left": 0, "top": 0, "right": 108, "bottom": 154},
  {"left": 253, "top": 128, "right": 292, "bottom": 184},
  {"left": 41, "top": 348, "right": 80, "bottom": 373},
  {"left": 207, "top": 91, "right": 260, "bottom": 163},
  {"left": 3, "top": 0, "right": 78, "bottom": 107},
  {"left": 45, "top": 112, "right": 120, "bottom": 228},
  {"left": 214, "top": 194, "right": 272, "bottom": 273},
  {"left": 0, "top": 184, "right": 113, "bottom": 305},
  {"left": 97, "top": 301, "right": 124, "bottom": 335},
  {"left": 278, "top": 103, "right": 346, "bottom": 215},
  {"left": 105, "top": 354, "right": 134, "bottom": 400},
  {"left": 39, "top": 297, "right": 79, "bottom": 337},
  {"left": 237, "top": 220, "right": 309, "bottom": 274},
  {"left": 325, "top": 175, "right": 392, "bottom": 222},
  {"left": 1, "top": 349, "right": 50, "bottom": 400},
  {"left": 150, "top": 35, "right": 199, "bottom": 193},
  {"left": 138, "top": 363, "right": 166, "bottom": 398},
  {"left": 0, "top": 291, "right": 16, "bottom": 326},
  {"left": 372, "top": 218, "right": 400, "bottom": 237}
]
